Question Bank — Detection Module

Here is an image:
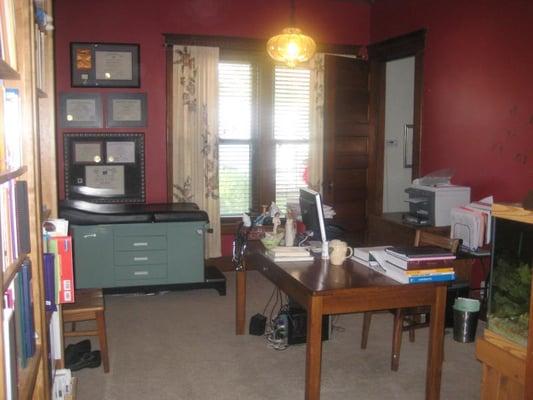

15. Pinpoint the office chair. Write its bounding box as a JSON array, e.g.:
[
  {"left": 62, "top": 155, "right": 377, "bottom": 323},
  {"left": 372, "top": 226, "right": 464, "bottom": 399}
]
[{"left": 360, "top": 230, "right": 460, "bottom": 371}]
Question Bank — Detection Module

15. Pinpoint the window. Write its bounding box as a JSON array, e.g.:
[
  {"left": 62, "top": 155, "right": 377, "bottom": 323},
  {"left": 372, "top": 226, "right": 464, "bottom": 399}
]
[
  {"left": 218, "top": 56, "right": 311, "bottom": 217},
  {"left": 218, "top": 62, "right": 253, "bottom": 216},
  {"left": 274, "top": 66, "right": 311, "bottom": 210}
]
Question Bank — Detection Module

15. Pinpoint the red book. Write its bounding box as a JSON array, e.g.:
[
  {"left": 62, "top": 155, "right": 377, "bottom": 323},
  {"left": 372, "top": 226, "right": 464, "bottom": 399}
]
[
  {"left": 49, "top": 236, "right": 75, "bottom": 303},
  {"left": 386, "top": 256, "right": 455, "bottom": 271}
]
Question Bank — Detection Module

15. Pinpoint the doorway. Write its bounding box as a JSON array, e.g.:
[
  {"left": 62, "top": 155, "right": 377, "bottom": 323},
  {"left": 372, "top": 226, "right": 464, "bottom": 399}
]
[
  {"left": 367, "top": 29, "right": 425, "bottom": 218},
  {"left": 383, "top": 56, "right": 415, "bottom": 212}
]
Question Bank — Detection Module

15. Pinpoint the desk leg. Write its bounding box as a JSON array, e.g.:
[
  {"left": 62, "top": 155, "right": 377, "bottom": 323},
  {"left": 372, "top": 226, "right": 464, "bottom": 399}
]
[
  {"left": 305, "top": 296, "right": 323, "bottom": 400},
  {"left": 236, "top": 268, "right": 246, "bottom": 335},
  {"left": 426, "top": 285, "right": 447, "bottom": 400}
]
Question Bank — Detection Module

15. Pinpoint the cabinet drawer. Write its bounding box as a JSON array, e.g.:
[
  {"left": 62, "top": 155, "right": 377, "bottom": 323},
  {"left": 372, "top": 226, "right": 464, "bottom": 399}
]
[
  {"left": 115, "top": 235, "right": 167, "bottom": 251},
  {"left": 114, "top": 265, "right": 167, "bottom": 281},
  {"left": 114, "top": 250, "right": 167, "bottom": 266}
]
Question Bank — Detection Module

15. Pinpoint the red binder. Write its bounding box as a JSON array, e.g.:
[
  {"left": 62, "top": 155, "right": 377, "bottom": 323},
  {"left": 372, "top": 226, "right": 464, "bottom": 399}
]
[{"left": 49, "top": 236, "right": 75, "bottom": 303}]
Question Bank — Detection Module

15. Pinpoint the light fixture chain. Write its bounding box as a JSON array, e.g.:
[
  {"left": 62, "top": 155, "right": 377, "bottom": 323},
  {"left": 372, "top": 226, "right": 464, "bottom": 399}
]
[{"left": 290, "top": 0, "right": 296, "bottom": 26}]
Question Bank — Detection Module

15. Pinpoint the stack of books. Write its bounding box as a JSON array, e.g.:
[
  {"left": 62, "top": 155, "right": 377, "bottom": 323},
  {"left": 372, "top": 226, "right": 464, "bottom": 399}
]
[
  {"left": 353, "top": 246, "right": 456, "bottom": 284},
  {"left": 266, "top": 246, "right": 314, "bottom": 262},
  {"left": 380, "top": 246, "right": 456, "bottom": 283}
]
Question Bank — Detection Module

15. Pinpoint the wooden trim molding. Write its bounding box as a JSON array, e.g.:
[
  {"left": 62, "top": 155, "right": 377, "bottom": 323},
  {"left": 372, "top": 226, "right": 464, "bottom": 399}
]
[
  {"left": 163, "top": 33, "right": 362, "bottom": 56},
  {"left": 165, "top": 45, "right": 174, "bottom": 203},
  {"left": 367, "top": 29, "right": 426, "bottom": 217},
  {"left": 368, "top": 29, "right": 426, "bottom": 62}
]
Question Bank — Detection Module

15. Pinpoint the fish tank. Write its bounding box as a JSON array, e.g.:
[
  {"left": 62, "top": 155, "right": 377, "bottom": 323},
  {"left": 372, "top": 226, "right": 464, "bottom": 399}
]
[{"left": 487, "top": 210, "right": 533, "bottom": 347}]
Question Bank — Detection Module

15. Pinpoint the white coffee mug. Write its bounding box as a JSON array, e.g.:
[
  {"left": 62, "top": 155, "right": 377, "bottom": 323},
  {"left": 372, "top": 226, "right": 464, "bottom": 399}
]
[{"left": 329, "top": 240, "right": 353, "bottom": 265}]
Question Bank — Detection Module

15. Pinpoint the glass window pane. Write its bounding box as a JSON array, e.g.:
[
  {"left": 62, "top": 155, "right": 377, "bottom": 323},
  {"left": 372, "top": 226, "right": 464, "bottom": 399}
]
[
  {"left": 219, "top": 143, "right": 251, "bottom": 216},
  {"left": 218, "top": 63, "right": 253, "bottom": 140},
  {"left": 275, "top": 143, "right": 309, "bottom": 211}
]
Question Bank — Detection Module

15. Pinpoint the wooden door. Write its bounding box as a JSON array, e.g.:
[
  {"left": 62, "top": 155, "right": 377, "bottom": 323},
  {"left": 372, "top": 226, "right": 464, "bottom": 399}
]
[{"left": 323, "top": 55, "right": 370, "bottom": 245}]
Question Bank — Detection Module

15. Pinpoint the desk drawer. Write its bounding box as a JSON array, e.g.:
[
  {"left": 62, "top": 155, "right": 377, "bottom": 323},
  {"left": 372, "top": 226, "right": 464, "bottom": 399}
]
[
  {"left": 115, "top": 235, "right": 167, "bottom": 251},
  {"left": 114, "top": 250, "right": 167, "bottom": 266},
  {"left": 114, "top": 265, "right": 167, "bottom": 281}
]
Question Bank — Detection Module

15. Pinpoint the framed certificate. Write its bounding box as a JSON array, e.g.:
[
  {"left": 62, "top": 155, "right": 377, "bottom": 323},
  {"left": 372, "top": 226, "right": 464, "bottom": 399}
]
[
  {"left": 106, "top": 93, "right": 147, "bottom": 127},
  {"left": 63, "top": 132, "right": 145, "bottom": 203},
  {"left": 60, "top": 93, "right": 103, "bottom": 128},
  {"left": 71, "top": 43, "right": 140, "bottom": 88}
]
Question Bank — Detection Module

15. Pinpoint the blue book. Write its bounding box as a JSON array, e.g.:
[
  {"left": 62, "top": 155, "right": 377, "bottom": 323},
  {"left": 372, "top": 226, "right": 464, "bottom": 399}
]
[
  {"left": 20, "top": 260, "right": 36, "bottom": 358},
  {"left": 43, "top": 253, "right": 56, "bottom": 311},
  {"left": 14, "top": 272, "right": 27, "bottom": 368},
  {"left": 409, "top": 274, "right": 455, "bottom": 284}
]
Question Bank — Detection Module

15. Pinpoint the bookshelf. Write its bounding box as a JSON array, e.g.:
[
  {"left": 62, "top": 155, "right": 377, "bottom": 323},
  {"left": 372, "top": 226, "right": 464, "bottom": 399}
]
[{"left": 0, "top": 0, "right": 57, "bottom": 399}]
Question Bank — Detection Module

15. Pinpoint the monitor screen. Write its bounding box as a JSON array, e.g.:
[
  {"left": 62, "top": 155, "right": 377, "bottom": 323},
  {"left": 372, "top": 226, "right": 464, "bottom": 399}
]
[{"left": 299, "top": 188, "right": 327, "bottom": 242}]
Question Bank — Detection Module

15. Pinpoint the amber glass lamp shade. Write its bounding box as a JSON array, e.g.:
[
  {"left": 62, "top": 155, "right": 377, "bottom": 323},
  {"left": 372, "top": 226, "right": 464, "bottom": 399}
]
[{"left": 266, "top": 27, "right": 316, "bottom": 68}]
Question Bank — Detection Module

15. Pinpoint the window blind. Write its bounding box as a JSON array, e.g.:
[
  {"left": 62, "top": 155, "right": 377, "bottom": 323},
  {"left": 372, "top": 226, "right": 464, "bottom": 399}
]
[
  {"left": 274, "top": 66, "right": 311, "bottom": 209},
  {"left": 218, "top": 62, "right": 253, "bottom": 216}
]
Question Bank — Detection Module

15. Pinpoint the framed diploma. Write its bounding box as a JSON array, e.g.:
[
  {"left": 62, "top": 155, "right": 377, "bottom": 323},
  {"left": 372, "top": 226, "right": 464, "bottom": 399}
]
[
  {"left": 106, "top": 93, "right": 147, "bottom": 127},
  {"left": 60, "top": 93, "right": 103, "bottom": 128},
  {"left": 63, "top": 132, "right": 145, "bottom": 203},
  {"left": 71, "top": 43, "right": 140, "bottom": 88}
]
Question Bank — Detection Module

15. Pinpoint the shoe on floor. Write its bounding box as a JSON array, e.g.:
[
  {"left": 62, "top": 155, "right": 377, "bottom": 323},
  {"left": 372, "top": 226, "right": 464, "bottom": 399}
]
[
  {"left": 69, "top": 351, "right": 101, "bottom": 372},
  {"left": 65, "top": 340, "right": 92, "bottom": 368}
]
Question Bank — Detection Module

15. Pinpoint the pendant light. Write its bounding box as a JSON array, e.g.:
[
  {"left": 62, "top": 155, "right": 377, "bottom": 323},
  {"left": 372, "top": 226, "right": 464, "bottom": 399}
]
[{"left": 266, "top": 0, "right": 316, "bottom": 68}]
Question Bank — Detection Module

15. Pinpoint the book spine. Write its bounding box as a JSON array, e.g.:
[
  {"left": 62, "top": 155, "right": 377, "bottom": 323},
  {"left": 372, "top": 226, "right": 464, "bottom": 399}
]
[
  {"left": 58, "top": 237, "right": 74, "bottom": 303},
  {"left": 14, "top": 180, "right": 30, "bottom": 254},
  {"left": 14, "top": 271, "right": 27, "bottom": 368},
  {"left": 405, "top": 268, "right": 455, "bottom": 276},
  {"left": 21, "top": 260, "right": 36, "bottom": 358},
  {"left": 404, "top": 258, "right": 455, "bottom": 270},
  {"left": 409, "top": 274, "right": 455, "bottom": 283},
  {"left": 387, "top": 257, "right": 455, "bottom": 270},
  {"left": 43, "top": 253, "right": 56, "bottom": 311}
]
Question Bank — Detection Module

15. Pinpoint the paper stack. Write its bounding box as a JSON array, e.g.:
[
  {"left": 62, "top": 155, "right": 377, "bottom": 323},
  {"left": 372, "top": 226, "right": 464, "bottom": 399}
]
[
  {"left": 357, "top": 247, "right": 456, "bottom": 284},
  {"left": 450, "top": 196, "right": 492, "bottom": 250},
  {"left": 266, "top": 246, "right": 314, "bottom": 262}
]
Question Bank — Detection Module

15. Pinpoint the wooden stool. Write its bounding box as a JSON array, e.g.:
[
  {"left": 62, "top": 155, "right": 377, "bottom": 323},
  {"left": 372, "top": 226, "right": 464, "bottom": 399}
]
[{"left": 62, "top": 289, "right": 110, "bottom": 373}]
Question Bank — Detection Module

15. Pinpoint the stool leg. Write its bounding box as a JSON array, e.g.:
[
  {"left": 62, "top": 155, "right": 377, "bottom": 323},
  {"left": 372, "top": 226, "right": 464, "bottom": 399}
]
[{"left": 96, "top": 310, "right": 110, "bottom": 373}]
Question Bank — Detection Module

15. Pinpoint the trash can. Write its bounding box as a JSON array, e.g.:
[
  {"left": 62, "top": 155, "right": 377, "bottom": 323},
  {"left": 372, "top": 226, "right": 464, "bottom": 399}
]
[{"left": 452, "top": 297, "right": 480, "bottom": 343}]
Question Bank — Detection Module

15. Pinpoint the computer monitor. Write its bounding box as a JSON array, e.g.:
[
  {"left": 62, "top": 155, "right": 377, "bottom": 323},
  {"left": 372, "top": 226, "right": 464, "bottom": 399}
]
[{"left": 299, "top": 187, "right": 328, "bottom": 244}]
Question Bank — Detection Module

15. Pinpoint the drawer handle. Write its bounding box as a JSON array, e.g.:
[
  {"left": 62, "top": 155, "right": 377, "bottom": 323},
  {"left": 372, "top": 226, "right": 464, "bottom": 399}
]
[
  {"left": 134, "top": 271, "right": 149, "bottom": 276},
  {"left": 133, "top": 242, "right": 148, "bottom": 247},
  {"left": 83, "top": 233, "right": 96, "bottom": 238},
  {"left": 134, "top": 257, "right": 148, "bottom": 261}
]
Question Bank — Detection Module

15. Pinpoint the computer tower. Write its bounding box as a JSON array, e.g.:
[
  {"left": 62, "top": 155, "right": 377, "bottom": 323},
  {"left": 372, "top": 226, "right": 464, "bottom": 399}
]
[{"left": 279, "top": 299, "right": 330, "bottom": 345}]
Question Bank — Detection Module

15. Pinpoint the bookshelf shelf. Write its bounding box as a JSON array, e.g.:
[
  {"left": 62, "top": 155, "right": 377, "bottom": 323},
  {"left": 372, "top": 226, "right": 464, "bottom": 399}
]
[
  {"left": 2, "top": 254, "right": 28, "bottom": 292},
  {"left": 1, "top": 1, "right": 57, "bottom": 398},
  {"left": 0, "top": 60, "right": 20, "bottom": 81},
  {"left": 17, "top": 344, "right": 42, "bottom": 400},
  {"left": 0, "top": 165, "right": 27, "bottom": 185}
]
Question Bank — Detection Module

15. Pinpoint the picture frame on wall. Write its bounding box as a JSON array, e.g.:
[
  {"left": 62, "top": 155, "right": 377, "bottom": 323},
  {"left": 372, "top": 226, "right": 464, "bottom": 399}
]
[
  {"left": 106, "top": 93, "right": 147, "bottom": 128},
  {"left": 71, "top": 42, "right": 140, "bottom": 87},
  {"left": 60, "top": 92, "right": 103, "bottom": 128},
  {"left": 63, "top": 132, "right": 145, "bottom": 203}
]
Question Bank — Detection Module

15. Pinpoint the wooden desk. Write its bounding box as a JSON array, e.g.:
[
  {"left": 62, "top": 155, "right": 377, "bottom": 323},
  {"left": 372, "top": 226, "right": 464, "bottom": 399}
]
[
  {"left": 367, "top": 212, "right": 450, "bottom": 247},
  {"left": 235, "top": 246, "right": 447, "bottom": 400}
]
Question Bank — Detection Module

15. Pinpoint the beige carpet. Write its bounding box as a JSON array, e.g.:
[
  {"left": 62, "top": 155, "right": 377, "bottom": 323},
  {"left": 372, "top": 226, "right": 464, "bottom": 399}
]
[{"left": 71, "top": 271, "right": 482, "bottom": 400}]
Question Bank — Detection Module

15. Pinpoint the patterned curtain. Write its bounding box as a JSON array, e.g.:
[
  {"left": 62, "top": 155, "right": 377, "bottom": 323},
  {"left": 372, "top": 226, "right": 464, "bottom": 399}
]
[
  {"left": 308, "top": 53, "right": 325, "bottom": 193},
  {"left": 171, "top": 45, "right": 221, "bottom": 258}
]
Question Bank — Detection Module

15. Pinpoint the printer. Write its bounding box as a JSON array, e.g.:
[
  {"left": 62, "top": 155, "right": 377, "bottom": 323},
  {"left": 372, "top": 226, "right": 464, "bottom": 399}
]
[{"left": 404, "top": 184, "right": 471, "bottom": 226}]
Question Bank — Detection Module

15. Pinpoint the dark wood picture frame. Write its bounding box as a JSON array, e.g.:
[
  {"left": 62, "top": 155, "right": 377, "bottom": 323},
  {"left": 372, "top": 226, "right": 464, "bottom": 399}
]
[
  {"left": 64, "top": 132, "right": 145, "bottom": 203},
  {"left": 71, "top": 42, "right": 140, "bottom": 88},
  {"left": 60, "top": 92, "right": 103, "bottom": 128},
  {"left": 106, "top": 93, "right": 147, "bottom": 128}
]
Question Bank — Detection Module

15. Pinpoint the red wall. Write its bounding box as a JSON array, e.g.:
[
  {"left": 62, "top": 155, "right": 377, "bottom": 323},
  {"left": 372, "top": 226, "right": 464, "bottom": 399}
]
[
  {"left": 371, "top": 0, "right": 533, "bottom": 202},
  {"left": 54, "top": 0, "right": 370, "bottom": 203}
]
